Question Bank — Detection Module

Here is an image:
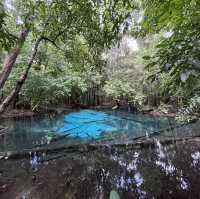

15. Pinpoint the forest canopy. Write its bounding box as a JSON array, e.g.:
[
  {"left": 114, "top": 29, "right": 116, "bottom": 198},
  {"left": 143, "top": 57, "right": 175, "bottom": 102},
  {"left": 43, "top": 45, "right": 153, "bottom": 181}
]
[{"left": 0, "top": 0, "right": 199, "bottom": 122}]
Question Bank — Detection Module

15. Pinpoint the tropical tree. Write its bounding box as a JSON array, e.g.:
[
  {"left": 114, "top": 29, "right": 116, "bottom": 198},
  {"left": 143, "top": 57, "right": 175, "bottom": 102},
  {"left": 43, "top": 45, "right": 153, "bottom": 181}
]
[
  {"left": 141, "top": 0, "right": 200, "bottom": 107},
  {"left": 0, "top": 0, "right": 137, "bottom": 113}
]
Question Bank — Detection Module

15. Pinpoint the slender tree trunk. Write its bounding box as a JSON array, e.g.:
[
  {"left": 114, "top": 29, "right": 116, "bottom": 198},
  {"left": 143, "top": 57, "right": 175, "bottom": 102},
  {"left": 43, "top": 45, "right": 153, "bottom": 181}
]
[
  {"left": 0, "top": 28, "right": 29, "bottom": 92},
  {"left": 0, "top": 37, "right": 43, "bottom": 114}
]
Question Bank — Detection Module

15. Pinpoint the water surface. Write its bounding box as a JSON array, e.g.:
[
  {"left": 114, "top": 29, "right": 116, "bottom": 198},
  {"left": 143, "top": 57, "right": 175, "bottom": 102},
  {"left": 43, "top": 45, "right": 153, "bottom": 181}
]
[
  {"left": 0, "top": 110, "right": 200, "bottom": 198},
  {"left": 0, "top": 109, "right": 198, "bottom": 151}
]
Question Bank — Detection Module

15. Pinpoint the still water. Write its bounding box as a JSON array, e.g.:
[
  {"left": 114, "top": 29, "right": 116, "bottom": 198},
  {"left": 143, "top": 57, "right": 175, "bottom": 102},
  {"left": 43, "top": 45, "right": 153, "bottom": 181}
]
[
  {"left": 0, "top": 110, "right": 200, "bottom": 198},
  {"left": 1, "top": 138, "right": 200, "bottom": 198},
  {"left": 0, "top": 109, "right": 198, "bottom": 151}
]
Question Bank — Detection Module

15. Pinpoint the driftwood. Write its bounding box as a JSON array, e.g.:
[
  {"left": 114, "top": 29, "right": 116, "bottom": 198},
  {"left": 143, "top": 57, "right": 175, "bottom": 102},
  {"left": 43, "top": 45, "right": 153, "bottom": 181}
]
[{"left": 0, "top": 144, "right": 98, "bottom": 160}]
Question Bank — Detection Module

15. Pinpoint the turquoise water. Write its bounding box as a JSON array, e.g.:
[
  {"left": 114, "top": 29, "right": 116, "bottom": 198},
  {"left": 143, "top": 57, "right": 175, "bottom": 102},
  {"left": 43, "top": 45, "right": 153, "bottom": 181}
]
[
  {"left": 0, "top": 109, "right": 196, "bottom": 151},
  {"left": 56, "top": 110, "right": 175, "bottom": 138},
  {"left": 57, "top": 110, "right": 117, "bottom": 138}
]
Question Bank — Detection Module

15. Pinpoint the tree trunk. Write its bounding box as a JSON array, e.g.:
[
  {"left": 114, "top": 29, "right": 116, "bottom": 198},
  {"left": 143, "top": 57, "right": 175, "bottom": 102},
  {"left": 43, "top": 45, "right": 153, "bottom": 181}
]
[
  {"left": 0, "top": 37, "right": 43, "bottom": 114},
  {"left": 0, "top": 28, "right": 29, "bottom": 92}
]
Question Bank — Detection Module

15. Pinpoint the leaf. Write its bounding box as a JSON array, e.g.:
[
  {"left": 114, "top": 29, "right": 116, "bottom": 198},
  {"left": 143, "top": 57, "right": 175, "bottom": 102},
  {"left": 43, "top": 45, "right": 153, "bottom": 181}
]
[
  {"left": 144, "top": 62, "right": 157, "bottom": 71},
  {"left": 142, "top": 55, "right": 151, "bottom": 60}
]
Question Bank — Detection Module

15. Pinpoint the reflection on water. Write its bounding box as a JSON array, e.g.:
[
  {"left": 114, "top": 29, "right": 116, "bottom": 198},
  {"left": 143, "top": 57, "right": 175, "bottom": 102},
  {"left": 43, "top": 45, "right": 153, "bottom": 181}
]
[
  {"left": 87, "top": 141, "right": 200, "bottom": 198},
  {"left": 155, "top": 139, "right": 189, "bottom": 191},
  {"left": 191, "top": 151, "right": 200, "bottom": 166},
  {"left": 114, "top": 151, "right": 146, "bottom": 199}
]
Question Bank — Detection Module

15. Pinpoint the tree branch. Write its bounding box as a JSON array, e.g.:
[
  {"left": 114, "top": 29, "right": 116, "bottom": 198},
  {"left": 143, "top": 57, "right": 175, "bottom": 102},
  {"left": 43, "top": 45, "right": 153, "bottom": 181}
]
[{"left": 41, "top": 36, "right": 66, "bottom": 52}]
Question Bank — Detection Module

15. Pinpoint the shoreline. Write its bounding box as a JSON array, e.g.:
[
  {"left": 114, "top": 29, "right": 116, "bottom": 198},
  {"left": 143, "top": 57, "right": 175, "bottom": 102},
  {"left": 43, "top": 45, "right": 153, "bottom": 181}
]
[{"left": 0, "top": 106, "right": 177, "bottom": 119}]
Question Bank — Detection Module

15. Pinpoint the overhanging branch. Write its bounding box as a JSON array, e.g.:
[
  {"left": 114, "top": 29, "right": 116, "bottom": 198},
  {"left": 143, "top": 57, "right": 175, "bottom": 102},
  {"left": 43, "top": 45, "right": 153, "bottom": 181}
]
[{"left": 41, "top": 36, "right": 66, "bottom": 52}]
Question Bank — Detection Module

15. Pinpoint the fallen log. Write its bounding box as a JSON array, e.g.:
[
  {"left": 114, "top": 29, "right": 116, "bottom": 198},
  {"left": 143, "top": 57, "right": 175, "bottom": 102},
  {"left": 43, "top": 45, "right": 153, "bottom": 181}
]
[
  {"left": 1, "top": 135, "right": 200, "bottom": 160},
  {"left": 0, "top": 144, "right": 98, "bottom": 160}
]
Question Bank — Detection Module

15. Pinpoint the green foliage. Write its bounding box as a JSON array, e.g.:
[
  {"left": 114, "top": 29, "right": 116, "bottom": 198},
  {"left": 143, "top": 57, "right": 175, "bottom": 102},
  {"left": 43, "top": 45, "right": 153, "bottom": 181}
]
[
  {"left": 176, "top": 95, "right": 200, "bottom": 123},
  {"left": 104, "top": 76, "right": 145, "bottom": 106},
  {"left": 145, "top": 29, "right": 200, "bottom": 97},
  {"left": 141, "top": 0, "right": 200, "bottom": 119},
  {"left": 22, "top": 69, "right": 87, "bottom": 108},
  {"left": 3, "top": 66, "right": 87, "bottom": 109},
  {"left": 0, "top": 0, "right": 137, "bottom": 110},
  {"left": 141, "top": 0, "right": 199, "bottom": 33},
  {"left": 142, "top": 0, "right": 200, "bottom": 102},
  {"left": 103, "top": 35, "right": 146, "bottom": 107},
  {"left": 2, "top": 0, "right": 199, "bottom": 115},
  {"left": 0, "top": 2, "right": 16, "bottom": 51}
]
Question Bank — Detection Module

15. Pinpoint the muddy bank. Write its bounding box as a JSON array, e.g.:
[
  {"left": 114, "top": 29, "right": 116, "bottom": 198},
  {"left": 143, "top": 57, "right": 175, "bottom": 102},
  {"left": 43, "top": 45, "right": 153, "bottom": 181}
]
[
  {"left": 0, "top": 103, "right": 178, "bottom": 120},
  {"left": 0, "top": 106, "right": 94, "bottom": 119},
  {"left": 0, "top": 109, "right": 36, "bottom": 119},
  {"left": 1, "top": 138, "right": 200, "bottom": 199}
]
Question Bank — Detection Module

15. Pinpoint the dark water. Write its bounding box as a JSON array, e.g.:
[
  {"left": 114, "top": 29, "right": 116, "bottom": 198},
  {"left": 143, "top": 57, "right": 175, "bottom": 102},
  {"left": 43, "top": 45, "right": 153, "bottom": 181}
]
[
  {"left": 0, "top": 109, "right": 180, "bottom": 151},
  {"left": 74, "top": 141, "right": 200, "bottom": 199},
  {"left": 1, "top": 140, "right": 200, "bottom": 199}
]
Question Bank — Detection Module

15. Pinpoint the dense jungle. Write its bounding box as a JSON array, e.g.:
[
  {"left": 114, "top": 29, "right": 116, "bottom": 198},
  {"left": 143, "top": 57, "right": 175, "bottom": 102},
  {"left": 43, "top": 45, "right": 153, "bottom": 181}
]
[{"left": 0, "top": 0, "right": 200, "bottom": 198}]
